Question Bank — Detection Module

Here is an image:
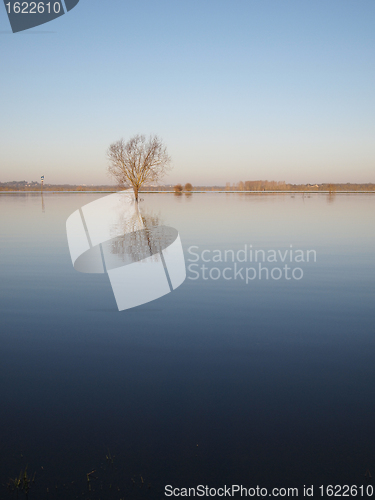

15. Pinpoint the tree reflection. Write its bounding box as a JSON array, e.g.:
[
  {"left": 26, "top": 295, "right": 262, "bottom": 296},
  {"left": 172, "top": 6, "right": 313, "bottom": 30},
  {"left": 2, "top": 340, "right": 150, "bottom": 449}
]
[{"left": 107, "top": 201, "right": 177, "bottom": 266}]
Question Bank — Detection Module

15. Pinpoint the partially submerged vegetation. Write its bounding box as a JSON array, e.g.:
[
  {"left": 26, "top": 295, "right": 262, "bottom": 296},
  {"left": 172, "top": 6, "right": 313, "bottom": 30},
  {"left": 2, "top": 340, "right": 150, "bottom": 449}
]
[
  {"left": 7, "top": 466, "right": 36, "bottom": 498},
  {"left": 3, "top": 450, "right": 154, "bottom": 499}
]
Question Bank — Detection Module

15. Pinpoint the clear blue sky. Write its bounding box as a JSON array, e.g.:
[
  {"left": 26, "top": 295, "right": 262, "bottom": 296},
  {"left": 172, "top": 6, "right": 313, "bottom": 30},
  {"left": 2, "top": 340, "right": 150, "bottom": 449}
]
[{"left": 1, "top": 0, "right": 374, "bottom": 185}]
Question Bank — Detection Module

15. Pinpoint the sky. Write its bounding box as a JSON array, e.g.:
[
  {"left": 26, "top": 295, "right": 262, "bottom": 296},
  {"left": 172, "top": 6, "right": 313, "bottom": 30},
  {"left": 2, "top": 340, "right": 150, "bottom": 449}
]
[{"left": 0, "top": 0, "right": 374, "bottom": 186}]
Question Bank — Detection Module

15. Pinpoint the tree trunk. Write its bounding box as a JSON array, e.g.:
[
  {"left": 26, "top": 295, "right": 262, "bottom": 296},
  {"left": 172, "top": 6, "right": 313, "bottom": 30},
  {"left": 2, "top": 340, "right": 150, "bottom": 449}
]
[{"left": 133, "top": 186, "right": 139, "bottom": 202}]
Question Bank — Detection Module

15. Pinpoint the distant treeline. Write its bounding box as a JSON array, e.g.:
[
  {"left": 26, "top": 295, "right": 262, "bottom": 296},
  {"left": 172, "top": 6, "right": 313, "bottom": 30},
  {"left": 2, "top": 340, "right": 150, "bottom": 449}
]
[
  {"left": 174, "top": 181, "right": 375, "bottom": 191},
  {"left": 0, "top": 181, "right": 188, "bottom": 192},
  {"left": 224, "top": 181, "right": 375, "bottom": 192},
  {"left": 1, "top": 180, "right": 374, "bottom": 192},
  {"left": 0, "top": 181, "right": 115, "bottom": 191}
]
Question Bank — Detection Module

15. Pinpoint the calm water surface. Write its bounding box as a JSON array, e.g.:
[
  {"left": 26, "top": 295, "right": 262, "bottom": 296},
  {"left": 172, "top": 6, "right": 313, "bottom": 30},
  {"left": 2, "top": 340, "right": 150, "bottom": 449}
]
[{"left": 0, "top": 192, "right": 374, "bottom": 499}]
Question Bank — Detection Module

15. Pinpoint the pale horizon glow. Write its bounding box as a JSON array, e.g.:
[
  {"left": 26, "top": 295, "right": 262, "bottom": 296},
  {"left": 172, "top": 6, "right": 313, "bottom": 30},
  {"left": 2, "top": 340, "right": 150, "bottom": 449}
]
[{"left": 0, "top": 0, "right": 374, "bottom": 185}]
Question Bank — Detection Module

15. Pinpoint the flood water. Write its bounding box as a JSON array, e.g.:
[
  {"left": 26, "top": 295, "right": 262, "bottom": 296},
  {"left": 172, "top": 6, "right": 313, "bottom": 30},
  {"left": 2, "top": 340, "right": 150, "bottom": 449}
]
[{"left": 1, "top": 192, "right": 374, "bottom": 499}]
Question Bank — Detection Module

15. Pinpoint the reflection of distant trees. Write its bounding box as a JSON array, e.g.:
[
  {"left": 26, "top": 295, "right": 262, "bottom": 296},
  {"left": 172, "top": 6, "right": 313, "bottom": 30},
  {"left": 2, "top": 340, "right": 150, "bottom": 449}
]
[{"left": 327, "top": 192, "right": 336, "bottom": 204}]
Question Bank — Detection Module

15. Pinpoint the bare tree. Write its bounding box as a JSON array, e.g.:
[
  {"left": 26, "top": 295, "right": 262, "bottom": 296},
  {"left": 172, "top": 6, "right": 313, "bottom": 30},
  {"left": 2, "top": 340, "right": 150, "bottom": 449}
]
[{"left": 107, "top": 134, "right": 171, "bottom": 202}]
